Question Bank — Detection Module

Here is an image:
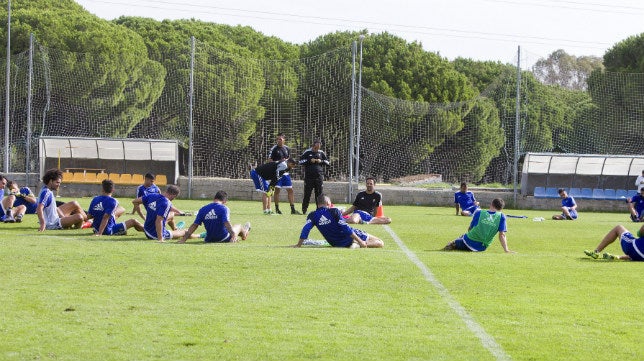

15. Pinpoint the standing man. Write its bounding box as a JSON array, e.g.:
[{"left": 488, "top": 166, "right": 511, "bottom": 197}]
[
  {"left": 627, "top": 188, "right": 644, "bottom": 222},
  {"left": 294, "top": 194, "right": 384, "bottom": 248},
  {"left": 454, "top": 182, "right": 480, "bottom": 216},
  {"left": 2, "top": 180, "right": 37, "bottom": 223},
  {"left": 250, "top": 158, "right": 298, "bottom": 214},
  {"left": 132, "top": 185, "right": 193, "bottom": 242},
  {"left": 635, "top": 169, "right": 644, "bottom": 192},
  {"left": 552, "top": 188, "right": 578, "bottom": 220},
  {"left": 36, "top": 168, "right": 88, "bottom": 232},
  {"left": 443, "top": 198, "right": 514, "bottom": 253},
  {"left": 343, "top": 177, "right": 392, "bottom": 224},
  {"left": 179, "top": 190, "right": 251, "bottom": 243},
  {"left": 267, "top": 133, "right": 300, "bottom": 215},
  {"left": 88, "top": 179, "right": 144, "bottom": 236},
  {"left": 299, "top": 139, "right": 329, "bottom": 214}
]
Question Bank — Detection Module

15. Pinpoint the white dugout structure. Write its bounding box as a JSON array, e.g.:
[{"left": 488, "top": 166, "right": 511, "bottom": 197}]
[
  {"left": 521, "top": 152, "right": 644, "bottom": 198},
  {"left": 39, "top": 137, "right": 179, "bottom": 184}
]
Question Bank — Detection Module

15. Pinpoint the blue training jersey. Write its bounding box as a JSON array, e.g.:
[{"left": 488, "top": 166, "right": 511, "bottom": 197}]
[
  {"left": 136, "top": 184, "right": 161, "bottom": 198},
  {"left": 629, "top": 194, "right": 644, "bottom": 214},
  {"left": 37, "top": 186, "right": 59, "bottom": 226},
  {"left": 13, "top": 187, "right": 37, "bottom": 214},
  {"left": 562, "top": 196, "right": 576, "bottom": 208},
  {"left": 88, "top": 195, "right": 119, "bottom": 234},
  {"left": 142, "top": 193, "right": 172, "bottom": 238},
  {"left": 454, "top": 191, "right": 477, "bottom": 209},
  {"left": 300, "top": 207, "right": 354, "bottom": 247},
  {"left": 194, "top": 202, "right": 231, "bottom": 242}
]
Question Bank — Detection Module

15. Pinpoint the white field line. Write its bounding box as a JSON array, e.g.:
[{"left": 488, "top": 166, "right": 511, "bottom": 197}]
[{"left": 383, "top": 225, "right": 512, "bottom": 361}]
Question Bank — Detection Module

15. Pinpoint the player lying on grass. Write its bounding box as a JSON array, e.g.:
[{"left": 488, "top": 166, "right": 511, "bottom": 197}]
[
  {"left": 36, "top": 168, "right": 88, "bottom": 232},
  {"left": 443, "top": 198, "right": 515, "bottom": 253},
  {"left": 584, "top": 224, "right": 644, "bottom": 261},
  {"left": 627, "top": 188, "right": 644, "bottom": 222},
  {"left": 342, "top": 177, "right": 391, "bottom": 224},
  {"left": 87, "top": 179, "right": 144, "bottom": 236},
  {"left": 294, "top": 194, "right": 384, "bottom": 248},
  {"left": 178, "top": 190, "right": 251, "bottom": 244}
]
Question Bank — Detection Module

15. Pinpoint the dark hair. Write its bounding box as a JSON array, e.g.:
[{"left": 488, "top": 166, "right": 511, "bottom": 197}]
[
  {"left": 214, "top": 190, "right": 228, "bottom": 201},
  {"left": 101, "top": 179, "right": 114, "bottom": 193},
  {"left": 7, "top": 180, "right": 16, "bottom": 189},
  {"left": 492, "top": 198, "right": 504, "bottom": 210},
  {"left": 366, "top": 177, "right": 376, "bottom": 184},
  {"left": 460, "top": 182, "right": 467, "bottom": 188},
  {"left": 557, "top": 188, "right": 566, "bottom": 194},
  {"left": 276, "top": 133, "right": 285, "bottom": 139},
  {"left": 144, "top": 173, "right": 156, "bottom": 180},
  {"left": 313, "top": 139, "right": 321, "bottom": 144},
  {"left": 42, "top": 168, "right": 63, "bottom": 185},
  {"left": 166, "top": 185, "right": 180, "bottom": 196},
  {"left": 0, "top": 174, "right": 6, "bottom": 182},
  {"left": 287, "top": 158, "right": 297, "bottom": 166}
]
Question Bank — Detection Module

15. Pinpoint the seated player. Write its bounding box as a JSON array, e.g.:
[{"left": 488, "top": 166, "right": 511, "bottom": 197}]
[
  {"left": 443, "top": 198, "right": 514, "bottom": 253},
  {"left": 294, "top": 194, "right": 384, "bottom": 248},
  {"left": 36, "top": 168, "right": 88, "bottom": 232},
  {"left": 342, "top": 177, "right": 391, "bottom": 224},
  {"left": 179, "top": 190, "right": 250, "bottom": 243},
  {"left": 552, "top": 188, "right": 578, "bottom": 220},
  {"left": 3, "top": 180, "right": 37, "bottom": 223},
  {"left": 131, "top": 172, "right": 160, "bottom": 219},
  {"left": 88, "top": 179, "right": 144, "bottom": 236},
  {"left": 584, "top": 224, "right": 644, "bottom": 261},
  {"left": 454, "top": 182, "right": 480, "bottom": 216},
  {"left": 627, "top": 188, "right": 644, "bottom": 222},
  {"left": 132, "top": 185, "right": 195, "bottom": 243}
]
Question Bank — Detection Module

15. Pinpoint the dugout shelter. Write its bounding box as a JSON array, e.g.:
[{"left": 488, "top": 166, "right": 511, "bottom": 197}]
[
  {"left": 521, "top": 152, "right": 644, "bottom": 197},
  {"left": 39, "top": 137, "right": 179, "bottom": 185}
]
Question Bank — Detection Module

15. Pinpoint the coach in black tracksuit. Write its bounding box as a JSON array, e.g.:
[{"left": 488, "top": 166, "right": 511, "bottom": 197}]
[{"left": 299, "top": 140, "right": 330, "bottom": 214}]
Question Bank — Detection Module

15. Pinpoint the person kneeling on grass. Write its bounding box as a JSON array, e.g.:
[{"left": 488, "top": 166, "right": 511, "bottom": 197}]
[
  {"left": 88, "top": 179, "right": 144, "bottom": 236},
  {"left": 443, "top": 198, "right": 514, "bottom": 253},
  {"left": 584, "top": 224, "right": 644, "bottom": 261},
  {"left": 178, "top": 190, "right": 251, "bottom": 244},
  {"left": 293, "top": 194, "right": 384, "bottom": 248}
]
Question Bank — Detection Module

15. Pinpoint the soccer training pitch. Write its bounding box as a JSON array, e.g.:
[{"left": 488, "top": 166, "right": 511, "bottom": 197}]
[{"left": 1, "top": 198, "right": 642, "bottom": 361}]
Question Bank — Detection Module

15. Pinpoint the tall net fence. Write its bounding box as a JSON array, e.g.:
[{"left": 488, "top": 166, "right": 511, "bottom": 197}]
[{"left": 1, "top": 38, "right": 643, "bottom": 187}]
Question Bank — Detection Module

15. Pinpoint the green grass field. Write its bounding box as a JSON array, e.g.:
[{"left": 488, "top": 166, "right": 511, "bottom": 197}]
[{"left": 1, "top": 197, "right": 642, "bottom": 360}]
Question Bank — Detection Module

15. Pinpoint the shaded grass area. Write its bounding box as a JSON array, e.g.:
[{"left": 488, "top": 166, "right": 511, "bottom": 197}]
[{"left": 1, "top": 197, "right": 642, "bottom": 360}]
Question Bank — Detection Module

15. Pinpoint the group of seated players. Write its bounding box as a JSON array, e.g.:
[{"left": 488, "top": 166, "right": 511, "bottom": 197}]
[{"left": 2, "top": 171, "right": 643, "bottom": 260}]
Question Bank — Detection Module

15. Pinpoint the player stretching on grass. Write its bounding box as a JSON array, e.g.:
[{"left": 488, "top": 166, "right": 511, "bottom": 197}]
[
  {"left": 132, "top": 185, "right": 194, "bottom": 243},
  {"left": 552, "top": 188, "right": 578, "bottom": 220},
  {"left": 584, "top": 224, "right": 644, "bottom": 261},
  {"left": 179, "top": 190, "right": 251, "bottom": 244},
  {"left": 88, "top": 179, "right": 144, "bottom": 236},
  {"left": 36, "top": 168, "right": 88, "bottom": 232},
  {"left": 250, "top": 158, "right": 297, "bottom": 214},
  {"left": 294, "top": 194, "right": 384, "bottom": 248},
  {"left": 454, "top": 182, "right": 480, "bottom": 216},
  {"left": 2, "top": 180, "right": 37, "bottom": 223},
  {"left": 443, "top": 198, "right": 514, "bottom": 253},
  {"left": 627, "top": 188, "right": 644, "bottom": 222},
  {"left": 343, "top": 177, "right": 391, "bottom": 224}
]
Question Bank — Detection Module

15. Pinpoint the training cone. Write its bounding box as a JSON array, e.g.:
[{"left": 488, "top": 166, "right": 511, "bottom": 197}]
[{"left": 375, "top": 205, "right": 384, "bottom": 217}]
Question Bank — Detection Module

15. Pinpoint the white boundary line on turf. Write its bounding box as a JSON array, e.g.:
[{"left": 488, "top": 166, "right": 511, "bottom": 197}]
[{"left": 383, "top": 225, "right": 512, "bottom": 361}]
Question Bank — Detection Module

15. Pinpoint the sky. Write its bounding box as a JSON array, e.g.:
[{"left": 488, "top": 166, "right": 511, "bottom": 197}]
[{"left": 73, "top": 0, "right": 643, "bottom": 67}]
